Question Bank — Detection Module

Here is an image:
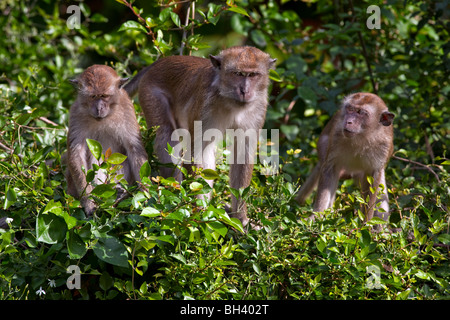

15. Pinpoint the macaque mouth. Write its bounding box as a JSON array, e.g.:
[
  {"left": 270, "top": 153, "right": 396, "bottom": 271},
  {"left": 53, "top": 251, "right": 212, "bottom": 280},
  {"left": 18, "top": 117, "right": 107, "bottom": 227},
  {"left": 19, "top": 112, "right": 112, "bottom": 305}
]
[
  {"left": 343, "top": 128, "right": 358, "bottom": 136},
  {"left": 93, "top": 114, "right": 108, "bottom": 120}
]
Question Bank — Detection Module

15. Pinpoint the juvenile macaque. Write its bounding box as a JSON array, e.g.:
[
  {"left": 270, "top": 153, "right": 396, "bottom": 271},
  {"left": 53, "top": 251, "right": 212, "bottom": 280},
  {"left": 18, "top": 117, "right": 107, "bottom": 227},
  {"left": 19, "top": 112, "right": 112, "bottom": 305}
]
[
  {"left": 125, "top": 46, "right": 276, "bottom": 226},
  {"left": 66, "top": 65, "right": 147, "bottom": 215},
  {"left": 296, "top": 93, "right": 394, "bottom": 225}
]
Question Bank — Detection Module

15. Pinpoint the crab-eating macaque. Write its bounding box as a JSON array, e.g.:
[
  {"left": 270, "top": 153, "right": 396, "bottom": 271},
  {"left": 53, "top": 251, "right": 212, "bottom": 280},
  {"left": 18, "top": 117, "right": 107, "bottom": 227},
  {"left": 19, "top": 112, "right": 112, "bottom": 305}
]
[
  {"left": 66, "top": 64, "right": 148, "bottom": 216},
  {"left": 296, "top": 93, "right": 395, "bottom": 226},
  {"left": 125, "top": 46, "right": 276, "bottom": 227}
]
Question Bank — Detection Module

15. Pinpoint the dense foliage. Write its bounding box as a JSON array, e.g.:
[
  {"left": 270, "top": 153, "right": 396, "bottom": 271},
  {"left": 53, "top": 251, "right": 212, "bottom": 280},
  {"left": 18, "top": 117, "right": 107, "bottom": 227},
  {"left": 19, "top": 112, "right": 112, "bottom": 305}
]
[{"left": 0, "top": 0, "right": 448, "bottom": 300}]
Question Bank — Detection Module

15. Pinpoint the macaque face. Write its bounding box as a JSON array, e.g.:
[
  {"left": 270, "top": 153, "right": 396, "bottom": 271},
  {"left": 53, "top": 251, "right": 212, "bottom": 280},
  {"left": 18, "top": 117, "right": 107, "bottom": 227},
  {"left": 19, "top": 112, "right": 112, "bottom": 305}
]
[
  {"left": 342, "top": 104, "right": 371, "bottom": 137},
  {"left": 210, "top": 47, "right": 275, "bottom": 104},
  {"left": 72, "top": 65, "right": 127, "bottom": 120},
  {"left": 85, "top": 91, "right": 114, "bottom": 119},
  {"left": 341, "top": 93, "right": 394, "bottom": 138},
  {"left": 225, "top": 70, "right": 262, "bottom": 103}
]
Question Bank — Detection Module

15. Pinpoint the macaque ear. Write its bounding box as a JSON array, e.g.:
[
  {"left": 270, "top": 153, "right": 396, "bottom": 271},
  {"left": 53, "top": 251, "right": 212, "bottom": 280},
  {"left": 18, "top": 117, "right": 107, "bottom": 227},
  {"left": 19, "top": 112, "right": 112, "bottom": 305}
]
[
  {"left": 69, "top": 79, "right": 79, "bottom": 87},
  {"left": 119, "top": 78, "right": 129, "bottom": 88},
  {"left": 209, "top": 55, "right": 222, "bottom": 70},
  {"left": 380, "top": 111, "right": 395, "bottom": 126},
  {"left": 269, "top": 58, "right": 277, "bottom": 69}
]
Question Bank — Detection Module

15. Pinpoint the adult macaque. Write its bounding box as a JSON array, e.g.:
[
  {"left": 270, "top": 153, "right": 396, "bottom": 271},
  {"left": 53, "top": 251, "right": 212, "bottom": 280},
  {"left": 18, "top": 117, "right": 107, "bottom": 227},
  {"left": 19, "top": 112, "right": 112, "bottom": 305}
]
[
  {"left": 296, "top": 93, "right": 395, "bottom": 225},
  {"left": 66, "top": 65, "right": 147, "bottom": 215},
  {"left": 125, "top": 46, "right": 276, "bottom": 227}
]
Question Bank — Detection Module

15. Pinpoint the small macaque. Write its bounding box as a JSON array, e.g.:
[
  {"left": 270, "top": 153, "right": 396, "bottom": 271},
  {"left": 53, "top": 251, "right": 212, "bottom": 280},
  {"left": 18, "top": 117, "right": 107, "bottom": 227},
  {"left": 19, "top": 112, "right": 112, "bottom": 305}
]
[
  {"left": 296, "top": 93, "right": 395, "bottom": 226},
  {"left": 125, "top": 46, "right": 276, "bottom": 227},
  {"left": 66, "top": 65, "right": 148, "bottom": 215}
]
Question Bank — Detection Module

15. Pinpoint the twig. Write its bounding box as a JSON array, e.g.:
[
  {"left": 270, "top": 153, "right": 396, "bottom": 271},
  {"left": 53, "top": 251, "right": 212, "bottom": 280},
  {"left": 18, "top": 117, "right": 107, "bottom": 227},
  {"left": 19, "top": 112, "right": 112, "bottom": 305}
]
[
  {"left": 282, "top": 100, "right": 296, "bottom": 124},
  {"left": 392, "top": 154, "right": 441, "bottom": 183},
  {"left": 38, "top": 117, "right": 59, "bottom": 127},
  {"left": 179, "top": 1, "right": 192, "bottom": 55}
]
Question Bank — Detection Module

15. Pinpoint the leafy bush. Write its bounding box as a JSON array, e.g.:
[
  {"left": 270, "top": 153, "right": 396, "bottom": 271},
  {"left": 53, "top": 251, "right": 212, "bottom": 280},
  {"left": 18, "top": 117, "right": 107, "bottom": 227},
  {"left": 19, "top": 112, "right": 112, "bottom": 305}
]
[{"left": 0, "top": 0, "right": 448, "bottom": 300}]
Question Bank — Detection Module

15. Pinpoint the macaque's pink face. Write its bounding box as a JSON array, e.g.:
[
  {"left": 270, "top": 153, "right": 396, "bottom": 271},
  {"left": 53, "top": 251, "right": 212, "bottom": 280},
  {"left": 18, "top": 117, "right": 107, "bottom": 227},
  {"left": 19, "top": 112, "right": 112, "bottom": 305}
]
[{"left": 341, "top": 93, "right": 394, "bottom": 138}]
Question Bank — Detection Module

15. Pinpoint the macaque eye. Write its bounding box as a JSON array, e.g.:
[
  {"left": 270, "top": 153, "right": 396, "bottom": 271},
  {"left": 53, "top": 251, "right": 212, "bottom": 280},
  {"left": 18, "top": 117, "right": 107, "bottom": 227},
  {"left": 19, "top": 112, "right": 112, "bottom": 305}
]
[
  {"left": 346, "top": 106, "right": 356, "bottom": 113},
  {"left": 89, "top": 94, "right": 111, "bottom": 100},
  {"left": 358, "top": 109, "right": 369, "bottom": 116},
  {"left": 232, "top": 71, "right": 259, "bottom": 78}
]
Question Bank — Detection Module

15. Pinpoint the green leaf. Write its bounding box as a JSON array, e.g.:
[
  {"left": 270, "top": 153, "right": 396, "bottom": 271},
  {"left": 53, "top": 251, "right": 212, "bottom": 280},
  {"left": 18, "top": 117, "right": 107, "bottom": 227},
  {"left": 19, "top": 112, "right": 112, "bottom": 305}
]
[
  {"left": 201, "top": 169, "right": 220, "bottom": 180},
  {"left": 250, "top": 29, "right": 267, "bottom": 47},
  {"left": 67, "top": 230, "right": 87, "bottom": 259},
  {"left": 170, "top": 253, "right": 186, "bottom": 264},
  {"left": 118, "top": 20, "right": 147, "bottom": 33},
  {"left": 139, "top": 160, "right": 151, "bottom": 179},
  {"left": 86, "top": 139, "right": 102, "bottom": 160},
  {"left": 297, "top": 87, "right": 317, "bottom": 108},
  {"left": 189, "top": 181, "right": 203, "bottom": 192},
  {"left": 227, "top": 6, "right": 249, "bottom": 17},
  {"left": 91, "top": 184, "right": 116, "bottom": 199},
  {"left": 3, "top": 186, "right": 17, "bottom": 210},
  {"left": 141, "top": 207, "right": 161, "bottom": 218},
  {"left": 438, "top": 233, "right": 450, "bottom": 245},
  {"left": 366, "top": 217, "right": 388, "bottom": 225},
  {"left": 207, "top": 221, "right": 228, "bottom": 238},
  {"left": 252, "top": 262, "right": 261, "bottom": 274},
  {"left": 36, "top": 213, "right": 67, "bottom": 244},
  {"left": 269, "top": 69, "right": 282, "bottom": 82},
  {"left": 170, "top": 11, "right": 181, "bottom": 27},
  {"left": 157, "top": 235, "right": 175, "bottom": 246},
  {"left": 415, "top": 270, "right": 430, "bottom": 280},
  {"left": 107, "top": 153, "right": 127, "bottom": 165},
  {"left": 93, "top": 236, "right": 129, "bottom": 268},
  {"left": 99, "top": 272, "right": 114, "bottom": 291}
]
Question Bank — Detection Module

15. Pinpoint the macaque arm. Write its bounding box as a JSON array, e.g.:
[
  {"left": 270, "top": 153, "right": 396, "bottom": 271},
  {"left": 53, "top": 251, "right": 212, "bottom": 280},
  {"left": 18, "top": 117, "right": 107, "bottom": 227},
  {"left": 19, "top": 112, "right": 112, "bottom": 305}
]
[
  {"left": 67, "top": 143, "right": 90, "bottom": 197},
  {"left": 126, "top": 140, "right": 148, "bottom": 182}
]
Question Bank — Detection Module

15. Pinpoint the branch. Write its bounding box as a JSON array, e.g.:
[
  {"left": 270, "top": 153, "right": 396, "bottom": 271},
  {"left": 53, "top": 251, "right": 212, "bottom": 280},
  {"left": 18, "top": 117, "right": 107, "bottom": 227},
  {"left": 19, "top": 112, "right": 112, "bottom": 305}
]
[{"left": 392, "top": 154, "right": 441, "bottom": 183}]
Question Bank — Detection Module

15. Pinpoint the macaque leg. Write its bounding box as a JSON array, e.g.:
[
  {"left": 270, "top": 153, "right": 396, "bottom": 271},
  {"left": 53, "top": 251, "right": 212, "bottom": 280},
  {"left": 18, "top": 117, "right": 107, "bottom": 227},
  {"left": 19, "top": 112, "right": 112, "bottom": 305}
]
[
  {"left": 196, "top": 140, "right": 217, "bottom": 203},
  {"left": 229, "top": 137, "right": 256, "bottom": 227},
  {"left": 296, "top": 163, "right": 321, "bottom": 204},
  {"left": 314, "top": 165, "right": 340, "bottom": 213},
  {"left": 140, "top": 89, "right": 182, "bottom": 181},
  {"left": 155, "top": 124, "right": 184, "bottom": 181}
]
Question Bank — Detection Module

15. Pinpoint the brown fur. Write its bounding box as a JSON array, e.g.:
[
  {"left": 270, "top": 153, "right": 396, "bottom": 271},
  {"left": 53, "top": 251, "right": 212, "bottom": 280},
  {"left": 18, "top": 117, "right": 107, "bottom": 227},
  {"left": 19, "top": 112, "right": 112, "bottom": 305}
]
[
  {"left": 66, "top": 65, "right": 147, "bottom": 215},
  {"left": 297, "top": 93, "right": 394, "bottom": 226},
  {"left": 125, "top": 47, "right": 276, "bottom": 226}
]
